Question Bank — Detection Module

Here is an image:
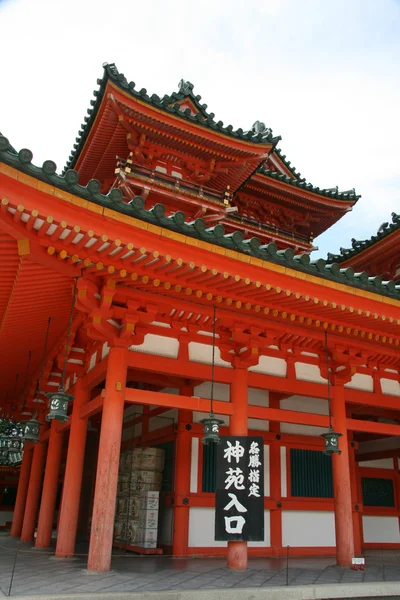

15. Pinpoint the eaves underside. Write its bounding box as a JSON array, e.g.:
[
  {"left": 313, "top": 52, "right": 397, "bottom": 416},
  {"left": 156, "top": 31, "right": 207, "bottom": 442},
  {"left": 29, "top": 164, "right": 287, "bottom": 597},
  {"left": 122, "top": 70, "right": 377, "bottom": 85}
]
[{"left": 0, "top": 136, "right": 399, "bottom": 307}]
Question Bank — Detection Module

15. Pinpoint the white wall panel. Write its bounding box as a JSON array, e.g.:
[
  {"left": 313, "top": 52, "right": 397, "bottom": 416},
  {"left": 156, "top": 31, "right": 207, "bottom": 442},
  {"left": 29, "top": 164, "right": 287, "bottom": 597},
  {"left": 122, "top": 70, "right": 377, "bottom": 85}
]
[
  {"left": 381, "top": 378, "right": 400, "bottom": 396},
  {"left": 344, "top": 373, "right": 373, "bottom": 392},
  {"left": 249, "top": 356, "right": 286, "bottom": 377},
  {"left": 0, "top": 511, "right": 13, "bottom": 526},
  {"left": 295, "top": 363, "right": 326, "bottom": 384},
  {"left": 281, "top": 447, "right": 287, "bottom": 497},
  {"left": 359, "top": 458, "right": 394, "bottom": 469},
  {"left": 363, "top": 516, "right": 400, "bottom": 543},
  {"left": 282, "top": 511, "right": 335, "bottom": 547},
  {"left": 149, "top": 409, "right": 178, "bottom": 432},
  {"left": 194, "top": 382, "right": 230, "bottom": 401},
  {"left": 280, "top": 396, "right": 328, "bottom": 437},
  {"left": 188, "top": 342, "right": 232, "bottom": 367},
  {"left": 190, "top": 437, "right": 199, "bottom": 493},
  {"left": 188, "top": 507, "right": 270, "bottom": 547},
  {"left": 159, "top": 507, "right": 174, "bottom": 545},
  {"left": 130, "top": 334, "right": 179, "bottom": 358}
]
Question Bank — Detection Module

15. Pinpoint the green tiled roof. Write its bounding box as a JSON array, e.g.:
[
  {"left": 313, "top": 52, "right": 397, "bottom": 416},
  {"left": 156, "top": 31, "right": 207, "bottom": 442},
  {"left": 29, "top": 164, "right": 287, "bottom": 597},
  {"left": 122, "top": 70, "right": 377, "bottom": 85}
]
[
  {"left": 0, "top": 135, "right": 397, "bottom": 301},
  {"left": 62, "top": 63, "right": 360, "bottom": 204},
  {"left": 327, "top": 213, "right": 400, "bottom": 264},
  {"left": 257, "top": 167, "right": 359, "bottom": 202},
  {"left": 63, "top": 63, "right": 281, "bottom": 175}
]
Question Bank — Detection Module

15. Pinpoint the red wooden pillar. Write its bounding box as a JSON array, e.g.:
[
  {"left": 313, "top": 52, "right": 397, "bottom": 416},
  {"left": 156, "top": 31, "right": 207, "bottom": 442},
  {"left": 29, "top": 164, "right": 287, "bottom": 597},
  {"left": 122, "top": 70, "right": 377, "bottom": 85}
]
[
  {"left": 173, "top": 384, "right": 193, "bottom": 557},
  {"left": 20, "top": 439, "right": 47, "bottom": 542},
  {"left": 332, "top": 384, "right": 354, "bottom": 566},
  {"left": 55, "top": 378, "right": 89, "bottom": 557},
  {"left": 10, "top": 442, "right": 34, "bottom": 537},
  {"left": 35, "top": 420, "right": 64, "bottom": 548},
  {"left": 269, "top": 393, "right": 282, "bottom": 556},
  {"left": 347, "top": 418, "right": 362, "bottom": 556},
  {"left": 227, "top": 367, "right": 248, "bottom": 570},
  {"left": 87, "top": 345, "right": 128, "bottom": 572}
]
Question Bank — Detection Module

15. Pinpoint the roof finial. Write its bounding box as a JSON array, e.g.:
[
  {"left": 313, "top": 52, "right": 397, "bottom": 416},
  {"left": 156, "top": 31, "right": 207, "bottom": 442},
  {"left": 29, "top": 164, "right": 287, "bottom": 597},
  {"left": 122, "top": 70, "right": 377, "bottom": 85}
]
[
  {"left": 178, "top": 79, "right": 194, "bottom": 95},
  {"left": 252, "top": 121, "right": 271, "bottom": 135}
]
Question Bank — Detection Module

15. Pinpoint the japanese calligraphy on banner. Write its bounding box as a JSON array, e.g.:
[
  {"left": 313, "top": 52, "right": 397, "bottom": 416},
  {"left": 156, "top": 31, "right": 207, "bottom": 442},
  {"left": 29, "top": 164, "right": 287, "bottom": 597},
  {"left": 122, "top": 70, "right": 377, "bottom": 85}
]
[{"left": 215, "top": 436, "right": 264, "bottom": 542}]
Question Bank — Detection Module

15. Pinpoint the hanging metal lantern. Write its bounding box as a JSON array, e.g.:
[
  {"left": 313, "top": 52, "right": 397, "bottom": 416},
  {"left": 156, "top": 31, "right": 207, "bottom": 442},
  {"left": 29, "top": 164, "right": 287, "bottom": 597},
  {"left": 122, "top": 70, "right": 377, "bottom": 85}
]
[
  {"left": 23, "top": 417, "right": 41, "bottom": 443},
  {"left": 46, "top": 388, "right": 73, "bottom": 422},
  {"left": 200, "top": 414, "right": 224, "bottom": 445},
  {"left": 321, "top": 428, "right": 342, "bottom": 455}
]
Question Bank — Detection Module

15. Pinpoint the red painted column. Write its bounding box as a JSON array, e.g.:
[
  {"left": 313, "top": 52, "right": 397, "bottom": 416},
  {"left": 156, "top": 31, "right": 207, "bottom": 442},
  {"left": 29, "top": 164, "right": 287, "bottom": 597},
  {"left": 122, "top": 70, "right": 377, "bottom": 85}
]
[
  {"left": 332, "top": 384, "right": 354, "bottom": 566},
  {"left": 87, "top": 345, "right": 128, "bottom": 572},
  {"left": 228, "top": 367, "right": 248, "bottom": 570},
  {"left": 20, "top": 439, "right": 47, "bottom": 542},
  {"left": 269, "top": 393, "right": 282, "bottom": 556},
  {"left": 173, "top": 384, "right": 193, "bottom": 556},
  {"left": 10, "top": 442, "right": 34, "bottom": 537},
  {"left": 35, "top": 420, "right": 64, "bottom": 548},
  {"left": 55, "top": 378, "right": 89, "bottom": 557},
  {"left": 347, "top": 419, "right": 362, "bottom": 556}
]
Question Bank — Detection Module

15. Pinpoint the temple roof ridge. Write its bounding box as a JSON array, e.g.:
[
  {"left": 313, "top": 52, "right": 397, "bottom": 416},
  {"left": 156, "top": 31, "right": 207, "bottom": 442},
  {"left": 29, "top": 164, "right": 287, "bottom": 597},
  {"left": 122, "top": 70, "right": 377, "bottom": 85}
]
[
  {"left": 64, "top": 62, "right": 279, "bottom": 175},
  {"left": 257, "top": 165, "right": 360, "bottom": 202},
  {"left": 0, "top": 134, "right": 397, "bottom": 302},
  {"left": 327, "top": 211, "right": 400, "bottom": 264}
]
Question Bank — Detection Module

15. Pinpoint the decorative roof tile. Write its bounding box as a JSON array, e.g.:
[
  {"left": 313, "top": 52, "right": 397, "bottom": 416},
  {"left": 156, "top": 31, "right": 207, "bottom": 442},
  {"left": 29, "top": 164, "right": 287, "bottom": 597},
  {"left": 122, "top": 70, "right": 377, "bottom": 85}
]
[
  {"left": 0, "top": 135, "right": 397, "bottom": 301},
  {"left": 257, "top": 167, "right": 360, "bottom": 202},
  {"left": 63, "top": 63, "right": 279, "bottom": 174},
  {"left": 327, "top": 213, "right": 400, "bottom": 263}
]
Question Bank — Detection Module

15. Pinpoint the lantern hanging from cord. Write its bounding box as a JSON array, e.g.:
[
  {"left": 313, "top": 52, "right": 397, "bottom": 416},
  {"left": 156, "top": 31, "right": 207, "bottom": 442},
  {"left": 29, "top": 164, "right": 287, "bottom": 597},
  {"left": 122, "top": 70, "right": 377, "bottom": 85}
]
[
  {"left": 24, "top": 320, "right": 52, "bottom": 443},
  {"left": 46, "top": 280, "right": 77, "bottom": 422},
  {"left": 320, "top": 331, "right": 342, "bottom": 455},
  {"left": 200, "top": 305, "right": 224, "bottom": 445}
]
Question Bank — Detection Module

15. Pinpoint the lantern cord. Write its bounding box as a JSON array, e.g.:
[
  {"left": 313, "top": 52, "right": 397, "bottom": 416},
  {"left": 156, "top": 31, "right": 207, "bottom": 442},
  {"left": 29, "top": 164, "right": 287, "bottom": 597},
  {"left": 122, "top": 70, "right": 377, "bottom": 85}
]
[
  {"left": 36, "top": 317, "right": 52, "bottom": 411},
  {"left": 210, "top": 304, "right": 216, "bottom": 416},
  {"left": 60, "top": 279, "right": 78, "bottom": 391},
  {"left": 325, "top": 331, "right": 332, "bottom": 430}
]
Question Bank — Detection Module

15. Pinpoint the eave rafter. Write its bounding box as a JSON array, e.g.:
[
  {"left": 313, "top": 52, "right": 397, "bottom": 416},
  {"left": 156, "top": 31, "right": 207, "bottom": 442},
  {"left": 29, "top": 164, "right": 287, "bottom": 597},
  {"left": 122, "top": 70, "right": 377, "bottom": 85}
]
[{"left": 1, "top": 187, "right": 400, "bottom": 358}]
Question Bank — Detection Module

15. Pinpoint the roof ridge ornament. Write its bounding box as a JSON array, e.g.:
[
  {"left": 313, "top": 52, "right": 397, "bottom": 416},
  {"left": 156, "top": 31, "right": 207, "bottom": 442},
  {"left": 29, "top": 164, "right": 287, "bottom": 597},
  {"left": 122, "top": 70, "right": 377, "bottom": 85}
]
[
  {"left": 252, "top": 121, "right": 271, "bottom": 136},
  {"left": 178, "top": 79, "right": 194, "bottom": 95}
]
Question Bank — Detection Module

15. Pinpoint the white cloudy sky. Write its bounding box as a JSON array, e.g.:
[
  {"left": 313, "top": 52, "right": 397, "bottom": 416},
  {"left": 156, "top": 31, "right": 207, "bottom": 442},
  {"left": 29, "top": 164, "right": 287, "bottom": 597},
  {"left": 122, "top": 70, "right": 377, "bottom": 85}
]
[{"left": 1, "top": 0, "right": 399, "bottom": 258}]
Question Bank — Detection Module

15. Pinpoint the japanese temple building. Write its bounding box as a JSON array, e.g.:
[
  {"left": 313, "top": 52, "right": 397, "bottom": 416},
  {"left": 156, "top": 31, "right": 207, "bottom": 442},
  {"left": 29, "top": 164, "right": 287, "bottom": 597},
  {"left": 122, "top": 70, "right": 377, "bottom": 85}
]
[{"left": 1, "top": 62, "right": 400, "bottom": 571}]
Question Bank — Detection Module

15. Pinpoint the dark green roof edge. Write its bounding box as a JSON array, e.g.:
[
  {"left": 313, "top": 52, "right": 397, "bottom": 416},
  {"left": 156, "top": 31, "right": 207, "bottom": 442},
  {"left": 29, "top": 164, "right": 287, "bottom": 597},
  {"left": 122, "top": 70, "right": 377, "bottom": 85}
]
[
  {"left": 257, "top": 167, "right": 360, "bottom": 202},
  {"left": 63, "top": 62, "right": 281, "bottom": 175},
  {"left": 327, "top": 213, "right": 400, "bottom": 264},
  {"left": 0, "top": 135, "right": 397, "bottom": 302},
  {"left": 63, "top": 63, "right": 360, "bottom": 203}
]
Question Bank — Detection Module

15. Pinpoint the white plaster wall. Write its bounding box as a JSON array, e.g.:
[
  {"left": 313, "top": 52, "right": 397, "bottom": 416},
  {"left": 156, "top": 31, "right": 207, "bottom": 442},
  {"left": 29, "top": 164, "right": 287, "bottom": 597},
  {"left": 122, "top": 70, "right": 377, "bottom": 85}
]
[
  {"left": 88, "top": 351, "right": 97, "bottom": 371},
  {"left": 263, "top": 445, "right": 270, "bottom": 497},
  {"left": 381, "top": 378, "right": 400, "bottom": 396},
  {"left": 282, "top": 511, "right": 336, "bottom": 547},
  {"left": 188, "top": 342, "right": 232, "bottom": 367},
  {"left": 344, "top": 373, "right": 373, "bottom": 392},
  {"left": 281, "top": 447, "right": 287, "bottom": 497},
  {"left": 102, "top": 342, "right": 110, "bottom": 359},
  {"left": 249, "top": 356, "right": 287, "bottom": 377},
  {"left": 190, "top": 437, "right": 199, "bottom": 493},
  {"left": 249, "top": 388, "right": 270, "bottom": 431},
  {"left": 159, "top": 507, "right": 174, "bottom": 545},
  {"left": 362, "top": 516, "right": 400, "bottom": 543},
  {"left": 193, "top": 382, "right": 230, "bottom": 426},
  {"left": 194, "top": 382, "right": 230, "bottom": 401},
  {"left": 0, "top": 511, "right": 13, "bottom": 526},
  {"left": 149, "top": 409, "right": 178, "bottom": 432},
  {"left": 279, "top": 396, "right": 328, "bottom": 437},
  {"left": 130, "top": 334, "right": 179, "bottom": 358},
  {"left": 124, "top": 405, "right": 143, "bottom": 418},
  {"left": 295, "top": 363, "right": 327, "bottom": 384},
  {"left": 188, "top": 507, "right": 270, "bottom": 547},
  {"left": 359, "top": 458, "right": 394, "bottom": 469}
]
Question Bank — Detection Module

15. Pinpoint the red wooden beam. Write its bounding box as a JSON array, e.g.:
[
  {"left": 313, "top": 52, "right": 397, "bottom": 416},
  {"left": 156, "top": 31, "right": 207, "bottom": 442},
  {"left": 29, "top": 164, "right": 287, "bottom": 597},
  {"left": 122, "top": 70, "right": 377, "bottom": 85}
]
[
  {"left": 124, "top": 388, "right": 233, "bottom": 415},
  {"left": 80, "top": 392, "right": 104, "bottom": 419},
  {"left": 347, "top": 418, "right": 400, "bottom": 437},
  {"left": 247, "top": 405, "right": 329, "bottom": 427}
]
